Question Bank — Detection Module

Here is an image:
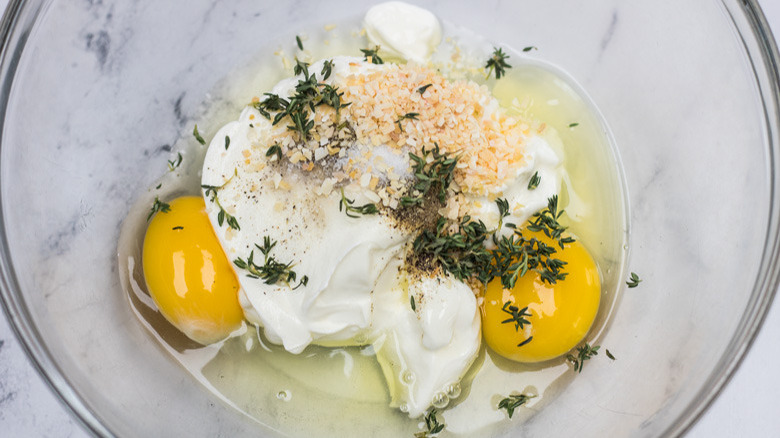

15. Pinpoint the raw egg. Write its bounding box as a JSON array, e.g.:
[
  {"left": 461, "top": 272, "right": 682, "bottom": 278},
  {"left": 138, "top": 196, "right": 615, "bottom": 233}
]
[
  {"left": 482, "top": 230, "right": 600, "bottom": 363},
  {"left": 143, "top": 196, "right": 243, "bottom": 345}
]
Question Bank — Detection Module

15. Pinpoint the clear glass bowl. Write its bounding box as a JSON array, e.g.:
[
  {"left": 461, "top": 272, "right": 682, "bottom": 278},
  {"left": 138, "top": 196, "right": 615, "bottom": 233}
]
[{"left": 1, "top": 0, "right": 778, "bottom": 436}]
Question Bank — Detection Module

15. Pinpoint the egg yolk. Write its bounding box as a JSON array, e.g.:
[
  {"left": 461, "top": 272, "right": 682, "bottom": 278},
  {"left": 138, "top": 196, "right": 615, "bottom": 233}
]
[
  {"left": 482, "top": 231, "right": 600, "bottom": 363},
  {"left": 142, "top": 196, "right": 243, "bottom": 345}
]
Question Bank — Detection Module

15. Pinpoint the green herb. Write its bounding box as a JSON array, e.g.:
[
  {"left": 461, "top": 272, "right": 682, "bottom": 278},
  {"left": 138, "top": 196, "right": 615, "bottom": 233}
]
[
  {"left": 339, "top": 188, "right": 379, "bottom": 218},
  {"left": 293, "top": 58, "right": 310, "bottom": 76},
  {"left": 224, "top": 135, "right": 231, "bottom": 150},
  {"left": 501, "top": 301, "right": 531, "bottom": 331},
  {"left": 627, "top": 272, "right": 642, "bottom": 288},
  {"left": 360, "top": 45, "right": 384, "bottom": 64},
  {"left": 413, "top": 215, "right": 491, "bottom": 281},
  {"left": 527, "top": 195, "right": 574, "bottom": 249},
  {"left": 400, "top": 144, "right": 458, "bottom": 207},
  {"left": 295, "top": 35, "right": 304, "bottom": 51},
  {"left": 395, "top": 112, "right": 420, "bottom": 132},
  {"left": 251, "top": 65, "right": 350, "bottom": 141},
  {"left": 147, "top": 197, "right": 170, "bottom": 221},
  {"left": 498, "top": 393, "right": 536, "bottom": 419},
  {"left": 202, "top": 184, "right": 241, "bottom": 231},
  {"left": 568, "top": 122, "right": 579, "bottom": 128},
  {"left": 233, "top": 236, "right": 308, "bottom": 289},
  {"left": 167, "top": 152, "right": 183, "bottom": 171},
  {"left": 418, "top": 83, "right": 433, "bottom": 94},
  {"left": 414, "top": 409, "right": 445, "bottom": 437},
  {"left": 527, "top": 171, "right": 540, "bottom": 190},
  {"left": 172, "top": 226, "right": 183, "bottom": 230},
  {"left": 412, "top": 194, "right": 571, "bottom": 289},
  {"left": 193, "top": 124, "right": 206, "bottom": 145},
  {"left": 522, "top": 46, "right": 537, "bottom": 52},
  {"left": 606, "top": 349, "right": 616, "bottom": 360},
  {"left": 266, "top": 144, "right": 283, "bottom": 161},
  {"left": 321, "top": 59, "right": 334, "bottom": 80},
  {"left": 566, "top": 343, "right": 600, "bottom": 373},
  {"left": 410, "top": 295, "right": 416, "bottom": 311},
  {"left": 485, "top": 47, "right": 511, "bottom": 79},
  {"left": 495, "top": 197, "right": 511, "bottom": 232},
  {"left": 486, "top": 224, "right": 569, "bottom": 288},
  {"left": 155, "top": 183, "right": 162, "bottom": 189},
  {"left": 517, "top": 336, "right": 533, "bottom": 347}
]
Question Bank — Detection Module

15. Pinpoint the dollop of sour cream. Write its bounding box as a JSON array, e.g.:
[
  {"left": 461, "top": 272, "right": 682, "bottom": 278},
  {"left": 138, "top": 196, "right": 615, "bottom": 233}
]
[
  {"left": 200, "top": 3, "right": 563, "bottom": 416},
  {"left": 364, "top": 1, "right": 442, "bottom": 64}
]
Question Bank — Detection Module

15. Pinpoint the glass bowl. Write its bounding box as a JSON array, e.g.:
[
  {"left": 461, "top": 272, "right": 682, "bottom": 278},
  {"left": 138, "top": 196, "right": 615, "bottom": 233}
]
[{"left": 1, "top": 0, "right": 779, "bottom": 436}]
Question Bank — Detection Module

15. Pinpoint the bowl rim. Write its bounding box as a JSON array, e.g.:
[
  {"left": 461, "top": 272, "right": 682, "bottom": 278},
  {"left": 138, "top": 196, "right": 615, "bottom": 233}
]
[{"left": 0, "top": 1, "right": 778, "bottom": 437}]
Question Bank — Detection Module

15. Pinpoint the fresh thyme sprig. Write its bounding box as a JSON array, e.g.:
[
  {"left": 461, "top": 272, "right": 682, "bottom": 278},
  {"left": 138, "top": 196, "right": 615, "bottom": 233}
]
[
  {"left": 338, "top": 188, "right": 379, "bottom": 218},
  {"left": 486, "top": 227, "right": 568, "bottom": 288},
  {"left": 626, "top": 272, "right": 641, "bottom": 288},
  {"left": 147, "top": 197, "right": 170, "bottom": 221},
  {"left": 202, "top": 184, "right": 240, "bottom": 230},
  {"left": 414, "top": 408, "right": 445, "bottom": 437},
  {"left": 566, "top": 343, "right": 600, "bottom": 373},
  {"left": 412, "top": 215, "right": 491, "bottom": 281},
  {"left": 495, "top": 197, "right": 511, "bottom": 232},
  {"left": 321, "top": 59, "right": 334, "bottom": 80},
  {"left": 400, "top": 144, "right": 458, "bottom": 207},
  {"left": 501, "top": 301, "right": 531, "bottom": 331},
  {"left": 251, "top": 61, "right": 350, "bottom": 141},
  {"left": 266, "top": 144, "right": 282, "bottom": 161},
  {"left": 295, "top": 35, "right": 304, "bottom": 51},
  {"left": 192, "top": 124, "right": 206, "bottom": 145},
  {"left": 395, "top": 112, "right": 420, "bottom": 132},
  {"left": 360, "top": 45, "right": 384, "bottom": 64},
  {"left": 527, "top": 195, "right": 574, "bottom": 249},
  {"left": 501, "top": 301, "right": 534, "bottom": 347},
  {"left": 167, "top": 152, "right": 182, "bottom": 171},
  {"left": 411, "top": 195, "right": 571, "bottom": 288},
  {"left": 498, "top": 393, "right": 536, "bottom": 419},
  {"left": 522, "top": 46, "right": 537, "bottom": 52},
  {"left": 485, "top": 47, "right": 511, "bottom": 79},
  {"left": 527, "top": 171, "right": 540, "bottom": 190},
  {"left": 233, "top": 236, "right": 308, "bottom": 289}
]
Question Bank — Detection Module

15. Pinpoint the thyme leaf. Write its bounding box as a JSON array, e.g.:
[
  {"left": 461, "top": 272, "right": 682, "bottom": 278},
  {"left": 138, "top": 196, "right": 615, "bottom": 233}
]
[
  {"left": 233, "top": 236, "right": 308, "bottom": 289},
  {"left": 498, "top": 393, "right": 536, "bottom": 419},
  {"left": 414, "top": 409, "right": 444, "bottom": 437},
  {"left": 566, "top": 343, "right": 600, "bottom": 373},
  {"left": 417, "top": 83, "right": 433, "bottom": 94},
  {"left": 485, "top": 47, "right": 511, "bottom": 79},
  {"left": 527, "top": 171, "right": 540, "bottom": 190},
  {"left": 627, "top": 272, "right": 641, "bottom": 288},
  {"left": 147, "top": 197, "right": 170, "bottom": 221},
  {"left": 360, "top": 45, "right": 384, "bottom": 64},
  {"left": 192, "top": 124, "right": 206, "bottom": 145},
  {"left": 202, "top": 184, "right": 240, "bottom": 231},
  {"left": 338, "top": 188, "right": 379, "bottom": 218},
  {"left": 167, "top": 152, "right": 182, "bottom": 171}
]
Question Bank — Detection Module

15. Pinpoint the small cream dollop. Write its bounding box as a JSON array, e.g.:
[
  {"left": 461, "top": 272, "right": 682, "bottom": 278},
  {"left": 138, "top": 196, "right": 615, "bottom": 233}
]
[{"left": 364, "top": 1, "right": 442, "bottom": 64}]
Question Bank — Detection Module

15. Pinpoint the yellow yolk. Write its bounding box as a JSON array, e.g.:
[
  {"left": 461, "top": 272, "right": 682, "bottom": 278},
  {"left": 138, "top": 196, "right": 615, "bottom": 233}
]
[
  {"left": 142, "top": 196, "right": 243, "bottom": 345},
  {"left": 482, "top": 231, "right": 600, "bottom": 363}
]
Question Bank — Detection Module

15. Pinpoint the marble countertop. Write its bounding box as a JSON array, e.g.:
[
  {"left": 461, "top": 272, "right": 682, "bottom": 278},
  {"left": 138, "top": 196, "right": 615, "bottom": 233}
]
[{"left": 2, "top": 1, "right": 780, "bottom": 436}]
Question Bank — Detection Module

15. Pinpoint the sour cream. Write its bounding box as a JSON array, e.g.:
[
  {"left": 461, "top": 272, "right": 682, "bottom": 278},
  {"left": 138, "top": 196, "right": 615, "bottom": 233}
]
[{"left": 364, "top": 1, "right": 442, "bottom": 64}]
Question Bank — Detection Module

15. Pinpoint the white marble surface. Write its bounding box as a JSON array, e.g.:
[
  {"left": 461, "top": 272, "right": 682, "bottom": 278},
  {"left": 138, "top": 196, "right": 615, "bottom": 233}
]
[{"left": 1, "top": 1, "right": 780, "bottom": 437}]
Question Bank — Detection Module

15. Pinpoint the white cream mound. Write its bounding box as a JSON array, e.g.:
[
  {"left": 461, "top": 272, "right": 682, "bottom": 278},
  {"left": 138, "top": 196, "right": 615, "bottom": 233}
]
[{"left": 201, "top": 56, "right": 561, "bottom": 417}]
